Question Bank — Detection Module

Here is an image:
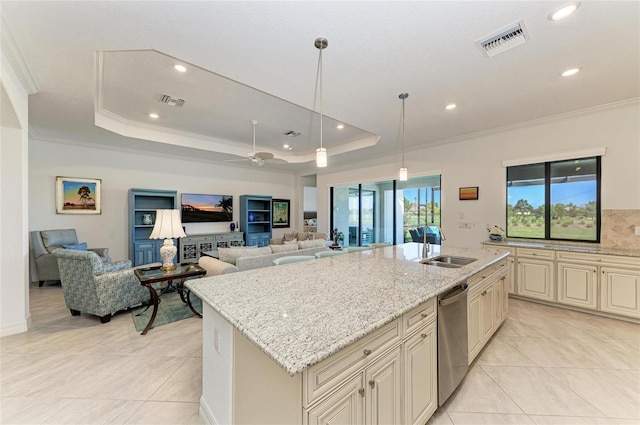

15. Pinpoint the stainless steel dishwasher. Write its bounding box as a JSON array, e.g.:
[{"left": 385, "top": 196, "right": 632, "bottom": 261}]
[{"left": 437, "top": 283, "right": 469, "bottom": 406}]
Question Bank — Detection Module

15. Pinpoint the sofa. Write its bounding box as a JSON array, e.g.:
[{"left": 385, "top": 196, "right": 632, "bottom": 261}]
[
  {"left": 30, "top": 229, "right": 111, "bottom": 286},
  {"left": 199, "top": 235, "right": 330, "bottom": 276}
]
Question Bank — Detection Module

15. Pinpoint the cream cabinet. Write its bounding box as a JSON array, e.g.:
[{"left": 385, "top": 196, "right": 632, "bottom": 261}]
[
  {"left": 517, "top": 248, "right": 555, "bottom": 302},
  {"left": 467, "top": 261, "right": 508, "bottom": 364},
  {"left": 403, "top": 320, "right": 437, "bottom": 425},
  {"left": 557, "top": 262, "right": 597, "bottom": 309},
  {"left": 483, "top": 246, "right": 515, "bottom": 293},
  {"left": 304, "top": 298, "right": 438, "bottom": 425},
  {"left": 307, "top": 374, "right": 365, "bottom": 425},
  {"left": 601, "top": 267, "right": 640, "bottom": 319}
]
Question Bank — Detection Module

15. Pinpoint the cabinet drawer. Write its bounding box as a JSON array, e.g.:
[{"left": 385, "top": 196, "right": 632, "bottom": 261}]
[
  {"left": 517, "top": 247, "right": 555, "bottom": 260},
  {"left": 468, "top": 260, "right": 507, "bottom": 288},
  {"left": 557, "top": 251, "right": 640, "bottom": 268},
  {"left": 403, "top": 298, "right": 436, "bottom": 337},
  {"left": 304, "top": 319, "right": 401, "bottom": 407}
]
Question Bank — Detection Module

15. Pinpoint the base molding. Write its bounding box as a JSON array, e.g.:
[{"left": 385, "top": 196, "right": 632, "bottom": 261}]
[
  {"left": 1, "top": 317, "right": 29, "bottom": 337},
  {"left": 199, "top": 395, "right": 217, "bottom": 425}
]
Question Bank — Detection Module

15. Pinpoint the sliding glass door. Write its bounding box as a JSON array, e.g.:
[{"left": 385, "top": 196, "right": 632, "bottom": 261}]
[{"left": 331, "top": 175, "right": 440, "bottom": 247}]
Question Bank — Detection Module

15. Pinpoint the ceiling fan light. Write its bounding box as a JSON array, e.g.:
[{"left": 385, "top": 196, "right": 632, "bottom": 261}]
[
  {"left": 316, "top": 147, "right": 327, "bottom": 168},
  {"left": 399, "top": 167, "right": 408, "bottom": 181}
]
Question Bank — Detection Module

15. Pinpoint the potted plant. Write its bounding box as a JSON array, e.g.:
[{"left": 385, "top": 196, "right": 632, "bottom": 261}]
[{"left": 487, "top": 225, "right": 505, "bottom": 241}]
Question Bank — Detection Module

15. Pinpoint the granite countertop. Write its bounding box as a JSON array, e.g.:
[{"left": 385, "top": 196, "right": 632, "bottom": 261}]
[
  {"left": 187, "top": 243, "right": 508, "bottom": 376},
  {"left": 482, "top": 238, "right": 640, "bottom": 257}
]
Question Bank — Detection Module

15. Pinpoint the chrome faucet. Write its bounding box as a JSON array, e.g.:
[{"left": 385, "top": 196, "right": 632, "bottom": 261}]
[{"left": 422, "top": 225, "right": 446, "bottom": 258}]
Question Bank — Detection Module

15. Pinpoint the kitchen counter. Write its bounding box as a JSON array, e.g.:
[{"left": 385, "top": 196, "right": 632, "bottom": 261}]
[
  {"left": 187, "top": 243, "right": 507, "bottom": 376},
  {"left": 483, "top": 238, "right": 640, "bottom": 258}
]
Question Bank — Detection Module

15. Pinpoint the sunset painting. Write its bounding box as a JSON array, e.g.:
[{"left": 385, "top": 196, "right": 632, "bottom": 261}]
[{"left": 56, "top": 177, "right": 102, "bottom": 214}]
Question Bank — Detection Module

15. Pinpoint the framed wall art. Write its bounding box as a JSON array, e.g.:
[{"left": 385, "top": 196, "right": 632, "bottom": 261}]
[
  {"left": 56, "top": 176, "right": 102, "bottom": 214},
  {"left": 459, "top": 186, "right": 479, "bottom": 201},
  {"left": 272, "top": 199, "right": 290, "bottom": 228}
]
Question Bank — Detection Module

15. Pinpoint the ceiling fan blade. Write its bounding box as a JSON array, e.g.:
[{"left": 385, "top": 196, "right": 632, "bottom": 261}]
[
  {"left": 265, "top": 158, "right": 288, "bottom": 165},
  {"left": 255, "top": 151, "right": 274, "bottom": 160},
  {"left": 250, "top": 157, "right": 265, "bottom": 167},
  {"left": 224, "top": 158, "right": 250, "bottom": 163}
]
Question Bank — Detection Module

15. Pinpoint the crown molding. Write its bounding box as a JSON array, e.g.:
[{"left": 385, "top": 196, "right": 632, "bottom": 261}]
[{"left": 1, "top": 16, "right": 39, "bottom": 94}]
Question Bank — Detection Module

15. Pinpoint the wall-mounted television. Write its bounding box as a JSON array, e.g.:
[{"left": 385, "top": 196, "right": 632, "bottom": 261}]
[{"left": 181, "top": 194, "right": 233, "bottom": 223}]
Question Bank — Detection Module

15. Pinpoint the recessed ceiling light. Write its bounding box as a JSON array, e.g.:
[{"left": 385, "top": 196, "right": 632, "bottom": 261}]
[
  {"left": 445, "top": 103, "right": 457, "bottom": 110},
  {"left": 336, "top": 124, "right": 344, "bottom": 129},
  {"left": 283, "top": 144, "right": 290, "bottom": 149},
  {"left": 288, "top": 147, "right": 293, "bottom": 151},
  {"left": 148, "top": 113, "right": 159, "bottom": 119},
  {"left": 561, "top": 67, "right": 581, "bottom": 77},
  {"left": 549, "top": 2, "right": 580, "bottom": 21},
  {"left": 174, "top": 64, "right": 187, "bottom": 73}
]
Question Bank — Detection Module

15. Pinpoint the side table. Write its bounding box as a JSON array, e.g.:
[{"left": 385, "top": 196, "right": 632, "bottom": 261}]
[{"left": 134, "top": 263, "right": 206, "bottom": 335}]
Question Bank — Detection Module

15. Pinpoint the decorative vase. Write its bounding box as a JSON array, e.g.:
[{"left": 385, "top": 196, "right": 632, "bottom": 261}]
[
  {"left": 489, "top": 234, "right": 503, "bottom": 241},
  {"left": 230, "top": 222, "right": 236, "bottom": 232},
  {"left": 248, "top": 213, "right": 254, "bottom": 223},
  {"left": 142, "top": 213, "right": 153, "bottom": 225}
]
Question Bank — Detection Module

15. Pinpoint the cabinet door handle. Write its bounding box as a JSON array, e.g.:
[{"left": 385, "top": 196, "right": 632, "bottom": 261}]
[
  {"left": 421, "top": 333, "right": 427, "bottom": 339},
  {"left": 369, "top": 380, "right": 375, "bottom": 389},
  {"left": 359, "top": 388, "right": 365, "bottom": 397},
  {"left": 596, "top": 258, "right": 602, "bottom": 262},
  {"left": 363, "top": 349, "right": 372, "bottom": 356}
]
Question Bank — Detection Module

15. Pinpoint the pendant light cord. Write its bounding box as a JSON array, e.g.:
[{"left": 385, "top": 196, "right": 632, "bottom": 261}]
[
  {"left": 401, "top": 97, "right": 405, "bottom": 168},
  {"left": 318, "top": 45, "right": 324, "bottom": 150}
]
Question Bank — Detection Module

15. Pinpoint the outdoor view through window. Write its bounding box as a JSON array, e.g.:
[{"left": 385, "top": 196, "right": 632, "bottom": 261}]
[{"left": 507, "top": 157, "right": 600, "bottom": 242}]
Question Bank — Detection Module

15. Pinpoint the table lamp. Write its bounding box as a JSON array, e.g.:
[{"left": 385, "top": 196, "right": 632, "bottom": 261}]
[{"left": 150, "top": 209, "right": 186, "bottom": 271}]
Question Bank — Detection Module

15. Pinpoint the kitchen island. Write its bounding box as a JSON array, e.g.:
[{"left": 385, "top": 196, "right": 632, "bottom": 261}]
[{"left": 187, "top": 243, "right": 509, "bottom": 425}]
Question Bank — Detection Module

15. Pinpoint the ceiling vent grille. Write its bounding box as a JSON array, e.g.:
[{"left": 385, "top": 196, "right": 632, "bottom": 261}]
[
  {"left": 160, "top": 94, "right": 185, "bottom": 107},
  {"left": 476, "top": 20, "right": 529, "bottom": 57}
]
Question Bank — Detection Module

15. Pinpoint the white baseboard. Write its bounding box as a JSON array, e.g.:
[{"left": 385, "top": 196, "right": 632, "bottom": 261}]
[
  {"left": 1, "top": 318, "right": 29, "bottom": 337},
  {"left": 199, "top": 395, "right": 217, "bottom": 425}
]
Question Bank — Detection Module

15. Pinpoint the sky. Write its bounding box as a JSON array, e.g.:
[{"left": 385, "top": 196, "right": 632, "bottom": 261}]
[{"left": 508, "top": 181, "right": 596, "bottom": 208}]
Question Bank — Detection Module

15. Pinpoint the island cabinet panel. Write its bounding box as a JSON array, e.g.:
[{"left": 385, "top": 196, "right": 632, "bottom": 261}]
[
  {"left": 365, "top": 346, "right": 402, "bottom": 425},
  {"left": 304, "top": 320, "right": 401, "bottom": 407},
  {"left": 403, "top": 320, "right": 437, "bottom": 425},
  {"left": 601, "top": 267, "right": 640, "bottom": 319},
  {"left": 557, "top": 262, "right": 598, "bottom": 309},
  {"left": 305, "top": 374, "right": 365, "bottom": 425},
  {"left": 468, "top": 261, "right": 508, "bottom": 364}
]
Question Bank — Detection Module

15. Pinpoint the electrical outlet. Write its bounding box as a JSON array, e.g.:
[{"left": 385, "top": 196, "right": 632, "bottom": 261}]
[{"left": 635, "top": 226, "right": 640, "bottom": 236}]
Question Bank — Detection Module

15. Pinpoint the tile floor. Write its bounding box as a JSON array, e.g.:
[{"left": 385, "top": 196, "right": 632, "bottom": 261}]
[{"left": 2, "top": 284, "right": 639, "bottom": 424}]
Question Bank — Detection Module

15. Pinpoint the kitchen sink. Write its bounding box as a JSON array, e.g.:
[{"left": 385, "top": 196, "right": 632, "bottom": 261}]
[{"left": 420, "top": 255, "right": 477, "bottom": 268}]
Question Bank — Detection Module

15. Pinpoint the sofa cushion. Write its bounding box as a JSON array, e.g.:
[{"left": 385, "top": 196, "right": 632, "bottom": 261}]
[
  {"left": 283, "top": 231, "right": 298, "bottom": 242},
  {"left": 218, "top": 246, "right": 270, "bottom": 265},
  {"left": 63, "top": 242, "right": 88, "bottom": 251},
  {"left": 199, "top": 256, "right": 238, "bottom": 276},
  {"left": 270, "top": 243, "right": 299, "bottom": 254},
  {"left": 298, "top": 239, "right": 326, "bottom": 249},
  {"left": 270, "top": 237, "right": 284, "bottom": 245}
]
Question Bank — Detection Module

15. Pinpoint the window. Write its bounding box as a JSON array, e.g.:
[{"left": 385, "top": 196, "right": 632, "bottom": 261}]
[{"left": 507, "top": 156, "right": 601, "bottom": 242}]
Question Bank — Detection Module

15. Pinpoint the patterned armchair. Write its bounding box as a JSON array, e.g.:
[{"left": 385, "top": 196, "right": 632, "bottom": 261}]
[
  {"left": 54, "top": 249, "right": 151, "bottom": 323},
  {"left": 30, "top": 229, "right": 111, "bottom": 286}
]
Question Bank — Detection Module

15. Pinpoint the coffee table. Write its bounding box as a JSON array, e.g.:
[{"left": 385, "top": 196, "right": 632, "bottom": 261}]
[{"left": 134, "top": 263, "right": 206, "bottom": 335}]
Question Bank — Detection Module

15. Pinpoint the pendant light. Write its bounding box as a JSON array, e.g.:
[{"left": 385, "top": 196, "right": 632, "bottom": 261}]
[
  {"left": 314, "top": 37, "right": 328, "bottom": 168},
  {"left": 398, "top": 93, "right": 409, "bottom": 181}
]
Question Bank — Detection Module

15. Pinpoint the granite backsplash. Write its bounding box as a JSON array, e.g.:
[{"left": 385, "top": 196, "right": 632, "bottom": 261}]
[{"left": 601, "top": 209, "right": 640, "bottom": 249}]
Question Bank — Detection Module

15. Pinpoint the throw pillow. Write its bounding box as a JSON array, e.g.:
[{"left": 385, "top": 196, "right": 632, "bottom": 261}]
[
  {"left": 283, "top": 238, "right": 298, "bottom": 245},
  {"left": 62, "top": 242, "right": 88, "bottom": 251},
  {"left": 218, "top": 246, "right": 260, "bottom": 265},
  {"left": 298, "top": 239, "right": 326, "bottom": 249},
  {"left": 297, "top": 232, "right": 309, "bottom": 241},
  {"left": 270, "top": 237, "right": 284, "bottom": 245},
  {"left": 283, "top": 231, "right": 298, "bottom": 242},
  {"left": 270, "top": 243, "right": 299, "bottom": 253}
]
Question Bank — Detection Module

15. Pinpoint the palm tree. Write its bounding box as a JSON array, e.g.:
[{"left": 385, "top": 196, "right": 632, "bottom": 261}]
[
  {"left": 77, "top": 186, "right": 94, "bottom": 209},
  {"left": 217, "top": 196, "right": 233, "bottom": 220}
]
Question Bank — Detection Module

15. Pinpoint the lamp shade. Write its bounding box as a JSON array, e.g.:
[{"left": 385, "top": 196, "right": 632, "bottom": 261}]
[
  {"left": 150, "top": 209, "right": 186, "bottom": 239},
  {"left": 399, "top": 167, "right": 408, "bottom": 181},
  {"left": 316, "top": 147, "right": 327, "bottom": 168}
]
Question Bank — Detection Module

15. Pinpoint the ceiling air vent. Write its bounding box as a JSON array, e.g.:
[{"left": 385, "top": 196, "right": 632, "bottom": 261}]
[
  {"left": 476, "top": 20, "right": 529, "bottom": 58},
  {"left": 283, "top": 130, "right": 302, "bottom": 137},
  {"left": 160, "top": 94, "right": 185, "bottom": 107}
]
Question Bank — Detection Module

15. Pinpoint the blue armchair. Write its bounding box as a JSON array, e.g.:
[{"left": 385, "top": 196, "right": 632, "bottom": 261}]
[
  {"left": 54, "top": 249, "right": 151, "bottom": 323},
  {"left": 408, "top": 226, "right": 442, "bottom": 245}
]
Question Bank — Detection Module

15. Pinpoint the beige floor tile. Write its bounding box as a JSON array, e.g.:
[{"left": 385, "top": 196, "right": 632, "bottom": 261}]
[
  {"left": 148, "top": 358, "right": 202, "bottom": 402},
  {"left": 448, "top": 412, "right": 536, "bottom": 424},
  {"left": 42, "top": 399, "right": 143, "bottom": 425},
  {"left": 547, "top": 368, "right": 640, "bottom": 420},
  {"left": 123, "top": 401, "right": 202, "bottom": 424},
  {"left": 0, "top": 396, "right": 71, "bottom": 424},
  {"left": 481, "top": 365, "right": 604, "bottom": 417},
  {"left": 475, "top": 332, "right": 537, "bottom": 367},
  {"left": 427, "top": 408, "right": 454, "bottom": 425},
  {"left": 444, "top": 365, "right": 524, "bottom": 414},
  {"left": 530, "top": 415, "right": 620, "bottom": 424}
]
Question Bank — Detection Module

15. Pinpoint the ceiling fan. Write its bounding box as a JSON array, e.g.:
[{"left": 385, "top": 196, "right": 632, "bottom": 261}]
[{"left": 225, "top": 120, "right": 288, "bottom": 167}]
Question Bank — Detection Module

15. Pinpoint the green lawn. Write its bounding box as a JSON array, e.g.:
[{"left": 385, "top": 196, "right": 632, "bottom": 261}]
[{"left": 509, "top": 224, "right": 596, "bottom": 240}]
